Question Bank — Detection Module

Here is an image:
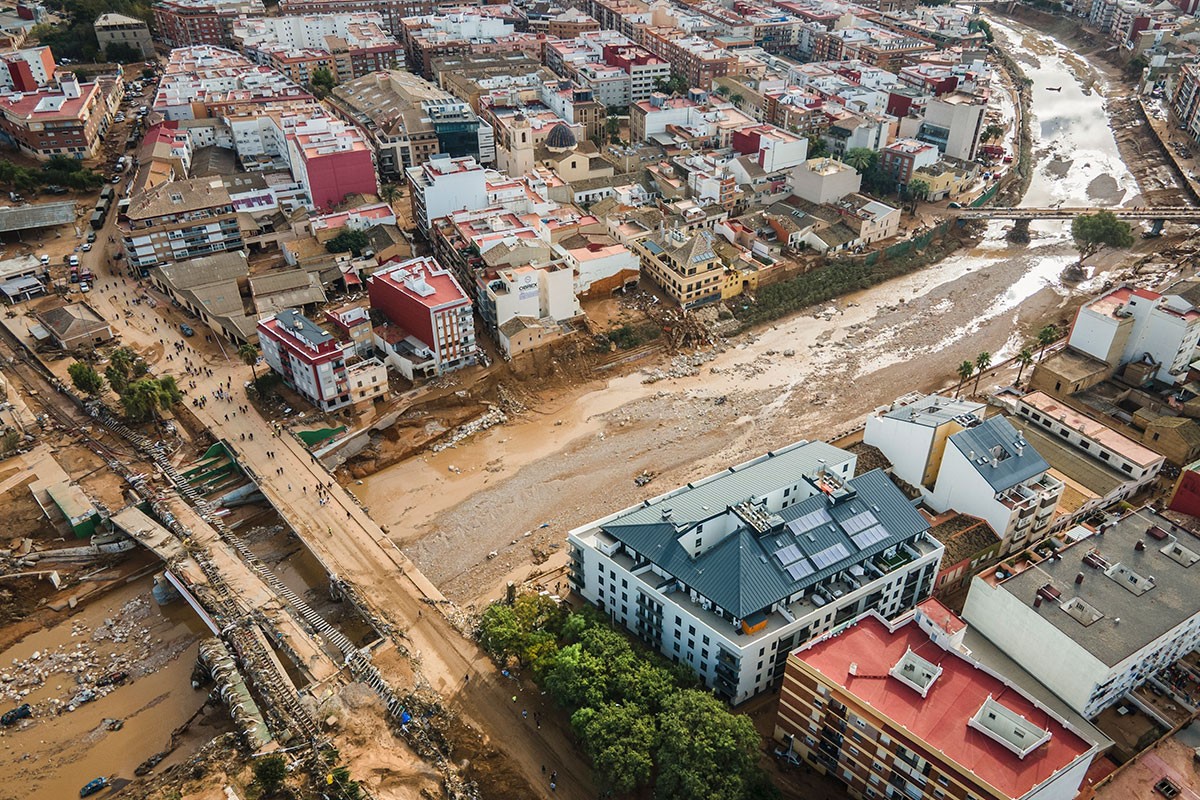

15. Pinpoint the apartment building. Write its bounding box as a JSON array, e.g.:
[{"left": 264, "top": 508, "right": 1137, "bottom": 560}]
[
  {"left": 1171, "top": 62, "right": 1200, "bottom": 147},
  {"left": 789, "top": 157, "right": 863, "bottom": 205},
  {"left": 775, "top": 604, "right": 1098, "bottom": 800},
  {"left": 153, "top": 0, "right": 265, "bottom": 47},
  {"left": 632, "top": 227, "right": 726, "bottom": 309},
  {"left": 278, "top": 0, "right": 442, "bottom": 37},
  {"left": 284, "top": 115, "right": 378, "bottom": 211},
  {"left": 879, "top": 138, "right": 940, "bottom": 186},
  {"left": 232, "top": 14, "right": 403, "bottom": 85},
  {"left": 640, "top": 27, "right": 739, "bottom": 90},
  {"left": 484, "top": 263, "right": 580, "bottom": 357},
  {"left": 120, "top": 176, "right": 243, "bottom": 270},
  {"left": 405, "top": 153, "right": 489, "bottom": 233},
  {"left": 917, "top": 92, "right": 985, "bottom": 162},
  {"left": 964, "top": 507, "right": 1200, "bottom": 717},
  {"left": 567, "top": 441, "right": 943, "bottom": 703},
  {"left": 865, "top": 394, "right": 988, "bottom": 490},
  {"left": 257, "top": 308, "right": 387, "bottom": 411},
  {"left": 929, "top": 415, "right": 1065, "bottom": 555},
  {"left": 0, "top": 75, "right": 114, "bottom": 159},
  {"left": 546, "top": 32, "right": 669, "bottom": 105},
  {"left": 1067, "top": 282, "right": 1200, "bottom": 386},
  {"left": 95, "top": 13, "right": 155, "bottom": 59},
  {"left": 0, "top": 45, "right": 55, "bottom": 91},
  {"left": 398, "top": 9, "right": 516, "bottom": 78},
  {"left": 328, "top": 69, "right": 493, "bottom": 179},
  {"left": 367, "top": 255, "right": 477, "bottom": 379}
]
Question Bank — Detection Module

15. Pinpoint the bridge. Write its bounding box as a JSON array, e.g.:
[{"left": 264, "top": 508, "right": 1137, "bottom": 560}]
[{"left": 949, "top": 206, "right": 1200, "bottom": 221}]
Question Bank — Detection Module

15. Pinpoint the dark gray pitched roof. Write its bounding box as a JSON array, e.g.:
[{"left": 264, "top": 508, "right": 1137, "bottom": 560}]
[
  {"left": 604, "top": 469, "right": 930, "bottom": 619},
  {"left": 949, "top": 415, "right": 1048, "bottom": 492}
]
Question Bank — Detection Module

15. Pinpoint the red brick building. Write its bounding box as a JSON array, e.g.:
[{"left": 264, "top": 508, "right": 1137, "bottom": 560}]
[{"left": 0, "top": 75, "right": 113, "bottom": 159}]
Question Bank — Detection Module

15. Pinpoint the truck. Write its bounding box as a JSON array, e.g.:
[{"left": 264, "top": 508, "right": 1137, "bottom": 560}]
[{"left": 89, "top": 210, "right": 106, "bottom": 230}]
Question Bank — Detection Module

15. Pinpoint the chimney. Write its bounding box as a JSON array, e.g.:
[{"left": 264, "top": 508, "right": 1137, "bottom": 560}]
[
  {"left": 1135, "top": 540, "right": 1145, "bottom": 551},
  {"left": 848, "top": 662, "right": 858, "bottom": 676},
  {"left": 1075, "top": 572, "right": 1084, "bottom": 585},
  {"left": 1033, "top": 595, "right": 1042, "bottom": 608}
]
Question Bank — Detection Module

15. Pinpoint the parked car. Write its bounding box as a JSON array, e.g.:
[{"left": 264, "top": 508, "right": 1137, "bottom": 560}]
[
  {"left": 68, "top": 255, "right": 80, "bottom": 267},
  {"left": 111, "top": 175, "right": 121, "bottom": 184},
  {"left": 39, "top": 254, "right": 49, "bottom": 265},
  {"left": 1, "top": 703, "right": 31, "bottom": 726},
  {"left": 180, "top": 324, "right": 195, "bottom": 337},
  {"left": 70, "top": 688, "right": 97, "bottom": 707},
  {"left": 80, "top": 282, "right": 91, "bottom": 293},
  {"left": 81, "top": 243, "right": 92, "bottom": 252},
  {"left": 87, "top": 230, "right": 97, "bottom": 242}
]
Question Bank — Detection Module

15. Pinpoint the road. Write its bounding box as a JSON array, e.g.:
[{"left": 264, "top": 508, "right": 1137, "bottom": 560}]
[
  {"left": 952, "top": 205, "right": 1200, "bottom": 220},
  {"left": 71, "top": 231, "right": 593, "bottom": 795}
]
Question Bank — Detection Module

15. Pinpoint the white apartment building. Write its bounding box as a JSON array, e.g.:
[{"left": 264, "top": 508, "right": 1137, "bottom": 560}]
[
  {"left": 917, "top": 92, "right": 985, "bottom": 162},
  {"left": 567, "top": 441, "right": 944, "bottom": 704},
  {"left": 405, "top": 153, "right": 489, "bottom": 232},
  {"left": 1067, "top": 283, "right": 1200, "bottom": 385},
  {"left": 864, "top": 393, "right": 987, "bottom": 490},
  {"left": 963, "top": 507, "right": 1200, "bottom": 717},
  {"left": 929, "top": 415, "right": 1065, "bottom": 554},
  {"left": 789, "top": 157, "right": 862, "bottom": 205}
]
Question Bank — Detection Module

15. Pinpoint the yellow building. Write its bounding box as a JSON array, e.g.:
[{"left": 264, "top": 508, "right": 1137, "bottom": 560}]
[{"left": 632, "top": 227, "right": 725, "bottom": 308}]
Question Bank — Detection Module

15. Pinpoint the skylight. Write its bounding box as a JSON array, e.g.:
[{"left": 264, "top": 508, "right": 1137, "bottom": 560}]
[
  {"left": 889, "top": 648, "right": 942, "bottom": 697},
  {"left": 1104, "top": 562, "right": 1155, "bottom": 595},
  {"left": 968, "top": 696, "right": 1051, "bottom": 759}
]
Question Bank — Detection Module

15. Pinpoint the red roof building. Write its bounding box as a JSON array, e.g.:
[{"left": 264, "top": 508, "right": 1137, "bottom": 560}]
[
  {"left": 0, "top": 75, "right": 113, "bottom": 159},
  {"left": 775, "top": 608, "right": 1098, "bottom": 800},
  {"left": 367, "top": 255, "right": 476, "bottom": 379}
]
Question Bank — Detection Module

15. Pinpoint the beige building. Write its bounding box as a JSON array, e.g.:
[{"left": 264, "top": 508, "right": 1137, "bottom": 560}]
[
  {"left": 120, "top": 177, "right": 244, "bottom": 270},
  {"left": 95, "top": 13, "right": 155, "bottom": 59},
  {"left": 632, "top": 227, "right": 725, "bottom": 308}
]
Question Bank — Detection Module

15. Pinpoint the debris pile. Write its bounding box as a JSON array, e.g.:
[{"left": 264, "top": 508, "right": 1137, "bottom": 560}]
[
  {"left": 431, "top": 408, "right": 508, "bottom": 452},
  {"left": 640, "top": 351, "right": 719, "bottom": 384}
]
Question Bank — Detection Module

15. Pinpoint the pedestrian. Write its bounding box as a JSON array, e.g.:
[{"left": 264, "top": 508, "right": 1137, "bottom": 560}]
[
  {"left": 522, "top": 709, "right": 527, "bottom": 719},
  {"left": 541, "top": 766, "right": 545, "bottom": 774},
  {"left": 512, "top": 696, "right": 517, "bottom": 703},
  {"left": 549, "top": 783, "right": 555, "bottom": 792},
  {"left": 465, "top": 673, "right": 470, "bottom": 683}
]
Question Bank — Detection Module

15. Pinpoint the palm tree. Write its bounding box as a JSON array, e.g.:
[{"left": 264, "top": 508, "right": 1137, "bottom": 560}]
[
  {"left": 956, "top": 360, "right": 975, "bottom": 398},
  {"left": 1036, "top": 324, "right": 1059, "bottom": 362},
  {"left": 908, "top": 178, "right": 931, "bottom": 202},
  {"left": 843, "top": 147, "right": 876, "bottom": 173},
  {"left": 1015, "top": 347, "right": 1035, "bottom": 385},
  {"left": 973, "top": 351, "right": 992, "bottom": 395},
  {"left": 714, "top": 85, "right": 731, "bottom": 97},
  {"left": 121, "top": 377, "right": 181, "bottom": 423},
  {"left": 379, "top": 183, "right": 399, "bottom": 207},
  {"left": 730, "top": 92, "right": 744, "bottom": 106},
  {"left": 238, "top": 342, "right": 261, "bottom": 393}
]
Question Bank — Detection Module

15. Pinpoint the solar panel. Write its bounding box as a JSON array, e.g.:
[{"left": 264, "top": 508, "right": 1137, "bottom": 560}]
[
  {"left": 786, "top": 560, "right": 815, "bottom": 581},
  {"left": 851, "top": 525, "right": 890, "bottom": 550},
  {"left": 773, "top": 543, "right": 802, "bottom": 566},
  {"left": 811, "top": 543, "right": 850, "bottom": 570},
  {"left": 842, "top": 510, "right": 878, "bottom": 535},
  {"left": 788, "top": 507, "right": 832, "bottom": 536}
]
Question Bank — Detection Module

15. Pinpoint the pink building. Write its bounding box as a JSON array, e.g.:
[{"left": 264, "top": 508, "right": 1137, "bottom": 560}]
[
  {"left": 286, "top": 117, "right": 378, "bottom": 211},
  {"left": 367, "top": 255, "right": 476, "bottom": 379}
]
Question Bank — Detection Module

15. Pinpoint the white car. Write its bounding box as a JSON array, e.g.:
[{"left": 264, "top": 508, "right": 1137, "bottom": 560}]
[
  {"left": 79, "top": 282, "right": 90, "bottom": 293},
  {"left": 68, "top": 255, "right": 79, "bottom": 267},
  {"left": 39, "top": 254, "right": 49, "bottom": 265},
  {"left": 111, "top": 175, "right": 121, "bottom": 184}
]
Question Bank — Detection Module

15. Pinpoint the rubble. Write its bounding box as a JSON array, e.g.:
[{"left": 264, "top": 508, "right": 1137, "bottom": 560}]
[
  {"left": 640, "top": 350, "right": 719, "bottom": 384},
  {"left": 431, "top": 408, "right": 508, "bottom": 453}
]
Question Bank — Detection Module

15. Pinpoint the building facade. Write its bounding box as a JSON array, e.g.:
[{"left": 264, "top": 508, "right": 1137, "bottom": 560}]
[
  {"left": 567, "top": 442, "right": 944, "bottom": 704},
  {"left": 95, "top": 13, "right": 155, "bottom": 59},
  {"left": 405, "top": 153, "right": 489, "bottom": 232},
  {"left": 153, "top": 0, "right": 265, "bottom": 47},
  {"left": 962, "top": 507, "right": 1200, "bottom": 717},
  {"left": 775, "top": 604, "right": 1098, "bottom": 800},
  {"left": 367, "top": 255, "right": 477, "bottom": 379},
  {"left": 120, "top": 177, "right": 243, "bottom": 269},
  {"left": 0, "top": 76, "right": 114, "bottom": 159}
]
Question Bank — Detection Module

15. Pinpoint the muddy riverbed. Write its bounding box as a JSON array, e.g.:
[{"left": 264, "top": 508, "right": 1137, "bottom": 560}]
[{"left": 0, "top": 576, "right": 224, "bottom": 800}]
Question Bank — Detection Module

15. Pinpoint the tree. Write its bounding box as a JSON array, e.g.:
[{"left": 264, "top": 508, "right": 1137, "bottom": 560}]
[
  {"left": 477, "top": 603, "right": 527, "bottom": 663},
  {"left": 1071, "top": 210, "right": 1133, "bottom": 263},
  {"left": 956, "top": 360, "right": 975, "bottom": 398},
  {"left": 968, "top": 18, "right": 994, "bottom": 43},
  {"left": 1015, "top": 347, "right": 1035, "bottom": 385},
  {"left": 653, "top": 75, "right": 689, "bottom": 96},
  {"left": 729, "top": 92, "right": 744, "bottom": 106},
  {"left": 325, "top": 766, "right": 362, "bottom": 800},
  {"left": 908, "top": 178, "right": 931, "bottom": 202},
  {"left": 120, "top": 376, "right": 181, "bottom": 422},
  {"left": 982, "top": 123, "right": 1005, "bottom": 143},
  {"left": 843, "top": 147, "right": 877, "bottom": 173},
  {"left": 543, "top": 643, "right": 609, "bottom": 709},
  {"left": 1036, "top": 324, "right": 1059, "bottom": 362},
  {"left": 655, "top": 690, "right": 761, "bottom": 800},
  {"left": 310, "top": 66, "right": 336, "bottom": 98},
  {"left": 253, "top": 755, "right": 287, "bottom": 796},
  {"left": 973, "top": 351, "right": 992, "bottom": 395},
  {"left": 105, "top": 346, "right": 146, "bottom": 395},
  {"left": 68, "top": 362, "right": 105, "bottom": 396},
  {"left": 806, "top": 136, "right": 829, "bottom": 159},
  {"left": 104, "top": 42, "right": 142, "bottom": 63},
  {"left": 325, "top": 229, "right": 370, "bottom": 256},
  {"left": 714, "top": 84, "right": 731, "bottom": 97},
  {"left": 571, "top": 703, "right": 659, "bottom": 795},
  {"left": 605, "top": 114, "right": 621, "bottom": 143},
  {"left": 238, "top": 342, "right": 261, "bottom": 393},
  {"left": 1126, "top": 54, "right": 1149, "bottom": 80},
  {"left": 379, "top": 182, "right": 399, "bottom": 207}
]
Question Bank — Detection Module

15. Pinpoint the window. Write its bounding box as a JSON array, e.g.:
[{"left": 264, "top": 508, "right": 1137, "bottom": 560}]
[{"left": 1100, "top": 451, "right": 1110, "bottom": 460}]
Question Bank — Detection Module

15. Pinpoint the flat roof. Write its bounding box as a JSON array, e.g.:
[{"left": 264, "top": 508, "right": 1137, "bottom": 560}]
[
  {"left": 1008, "top": 417, "right": 1126, "bottom": 498},
  {"left": 1018, "top": 392, "right": 1162, "bottom": 468},
  {"left": 881, "top": 393, "right": 985, "bottom": 428},
  {"left": 995, "top": 508, "right": 1200, "bottom": 666},
  {"left": 0, "top": 201, "right": 77, "bottom": 233},
  {"left": 796, "top": 614, "right": 1094, "bottom": 798}
]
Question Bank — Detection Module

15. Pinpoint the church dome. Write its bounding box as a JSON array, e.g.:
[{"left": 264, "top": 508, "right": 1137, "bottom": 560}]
[{"left": 545, "top": 122, "right": 577, "bottom": 151}]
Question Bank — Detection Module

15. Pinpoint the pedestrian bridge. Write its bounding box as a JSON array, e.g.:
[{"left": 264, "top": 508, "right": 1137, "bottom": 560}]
[{"left": 950, "top": 206, "right": 1200, "bottom": 221}]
